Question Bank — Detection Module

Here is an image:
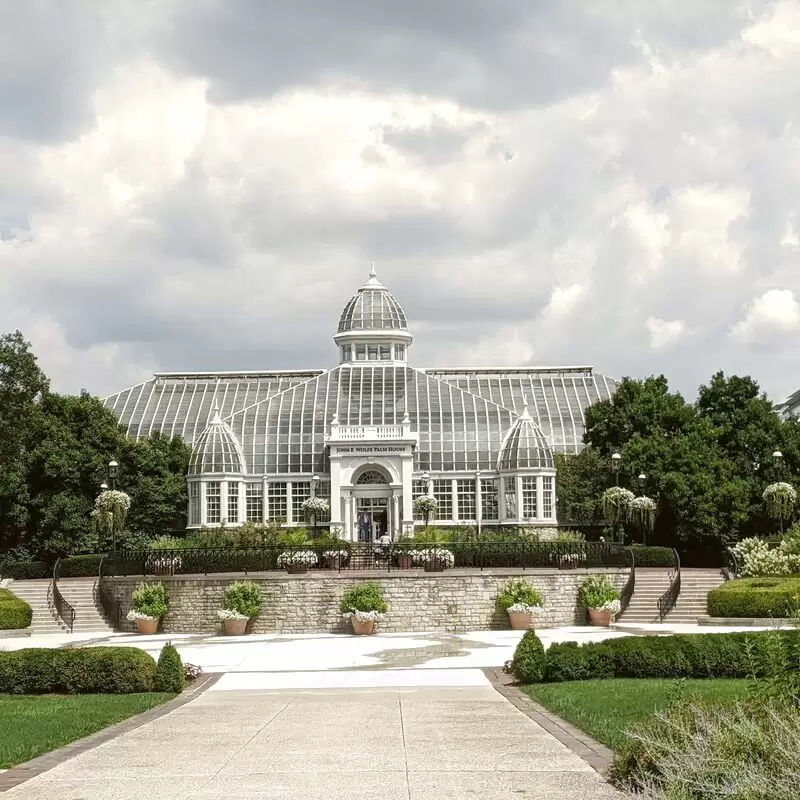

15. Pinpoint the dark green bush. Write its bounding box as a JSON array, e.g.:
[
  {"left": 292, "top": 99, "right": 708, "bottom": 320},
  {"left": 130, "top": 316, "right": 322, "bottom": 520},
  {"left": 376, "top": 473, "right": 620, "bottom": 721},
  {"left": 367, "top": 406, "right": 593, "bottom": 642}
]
[
  {"left": 626, "top": 545, "right": 675, "bottom": 567},
  {"left": 340, "top": 582, "right": 388, "bottom": 614},
  {"left": 155, "top": 643, "right": 185, "bottom": 693},
  {"left": 536, "top": 630, "right": 800, "bottom": 683},
  {"left": 707, "top": 577, "right": 800, "bottom": 618},
  {"left": 60, "top": 554, "right": 105, "bottom": 578},
  {"left": 0, "top": 647, "right": 158, "bottom": 693},
  {"left": 1, "top": 561, "right": 51, "bottom": 580},
  {"left": 0, "top": 588, "right": 32, "bottom": 630},
  {"left": 511, "top": 631, "right": 547, "bottom": 683}
]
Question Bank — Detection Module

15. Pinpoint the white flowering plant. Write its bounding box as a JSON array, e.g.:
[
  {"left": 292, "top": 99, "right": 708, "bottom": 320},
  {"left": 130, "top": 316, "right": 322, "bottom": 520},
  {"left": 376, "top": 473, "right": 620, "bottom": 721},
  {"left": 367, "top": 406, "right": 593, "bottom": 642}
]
[
  {"left": 506, "top": 602, "right": 543, "bottom": 614},
  {"left": 596, "top": 598, "right": 621, "bottom": 614},
  {"left": 91, "top": 489, "right": 132, "bottom": 536},
  {"left": 323, "top": 549, "right": 349, "bottom": 560},
  {"left": 730, "top": 536, "right": 796, "bottom": 577},
  {"left": 762, "top": 482, "right": 797, "bottom": 521},
  {"left": 126, "top": 609, "right": 158, "bottom": 622},
  {"left": 342, "top": 609, "right": 386, "bottom": 622},
  {"left": 497, "top": 579, "right": 544, "bottom": 612},
  {"left": 601, "top": 486, "right": 635, "bottom": 525},
  {"left": 301, "top": 496, "right": 330, "bottom": 521},
  {"left": 216, "top": 608, "right": 249, "bottom": 621},
  {"left": 277, "top": 549, "right": 319, "bottom": 567},
  {"left": 578, "top": 574, "right": 621, "bottom": 611},
  {"left": 630, "top": 495, "right": 657, "bottom": 533},
  {"left": 411, "top": 547, "right": 455, "bottom": 568}
]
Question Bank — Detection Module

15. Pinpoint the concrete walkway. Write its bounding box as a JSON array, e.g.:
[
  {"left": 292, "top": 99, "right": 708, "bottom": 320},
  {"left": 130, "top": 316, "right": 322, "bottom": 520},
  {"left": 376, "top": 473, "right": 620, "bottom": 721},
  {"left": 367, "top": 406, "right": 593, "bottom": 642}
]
[{"left": 1, "top": 687, "right": 622, "bottom": 799}]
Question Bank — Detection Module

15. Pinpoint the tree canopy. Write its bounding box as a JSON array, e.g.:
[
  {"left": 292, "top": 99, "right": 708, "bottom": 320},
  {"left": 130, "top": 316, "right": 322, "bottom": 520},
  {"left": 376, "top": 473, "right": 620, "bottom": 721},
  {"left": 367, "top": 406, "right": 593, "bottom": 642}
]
[
  {"left": 0, "top": 331, "right": 191, "bottom": 560},
  {"left": 564, "top": 370, "right": 798, "bottom": 549}
]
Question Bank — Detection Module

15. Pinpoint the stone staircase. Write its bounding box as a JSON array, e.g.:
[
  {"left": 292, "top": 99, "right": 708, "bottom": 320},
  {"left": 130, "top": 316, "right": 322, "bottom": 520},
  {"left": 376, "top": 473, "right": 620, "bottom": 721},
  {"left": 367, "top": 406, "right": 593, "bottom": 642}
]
[
  {"left": 6, "top": 578, "right": 114, "bottom": 635},
  {"left": 617, "top": 567, "right": 725, "bottom": 625},
  {"left": 617, "top": 568, "right": 673, "bottom": 624},
  {"left": 665, "top": 569, "right": 725, "bottom": 622}
]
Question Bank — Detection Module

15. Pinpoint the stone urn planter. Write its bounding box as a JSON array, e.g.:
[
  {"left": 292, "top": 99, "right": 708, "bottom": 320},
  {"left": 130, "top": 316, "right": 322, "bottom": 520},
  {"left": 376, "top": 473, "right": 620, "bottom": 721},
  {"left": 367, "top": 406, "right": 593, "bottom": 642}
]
[
  {"left": 351, "top": 618, "right": 376, "bottom": 635},
  {"left": 326, "top": 555, "right": 342, "bottom": 570},
  {"left": 424, "top": 558, "right": 445, "bottom": 573},
  {"left": 223, "top": 617, "right": 248, "bottom": 636},
  {"left": 395, "top": 553, "right": 413, "bottom": 570},
  {"left": 135, "top": 617, "right": 159, "bottom": 635},
  {"left": 588, "top": 608, "right": 613, "bottom": 627},
  {"left": 507, "top": 610, "right": 535, "bottom": 630},
  {"left": 287, "top": 563, "right": 308, "bottom": 575}
]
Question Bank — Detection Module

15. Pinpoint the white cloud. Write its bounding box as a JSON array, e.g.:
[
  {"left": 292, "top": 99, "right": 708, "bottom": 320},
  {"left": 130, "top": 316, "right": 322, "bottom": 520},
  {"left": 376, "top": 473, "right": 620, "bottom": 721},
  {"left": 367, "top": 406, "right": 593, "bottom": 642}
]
[
  {"left": 731, "top": 289, "right": 800, "bottom": 344},
  {"left": 646, "top": 317, "right": 688, "bottom": 350}
]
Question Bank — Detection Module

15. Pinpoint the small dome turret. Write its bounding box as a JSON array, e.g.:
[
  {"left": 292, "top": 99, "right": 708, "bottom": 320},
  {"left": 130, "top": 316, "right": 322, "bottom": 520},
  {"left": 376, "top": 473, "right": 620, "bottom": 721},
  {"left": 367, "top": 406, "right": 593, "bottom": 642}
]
[
  {"left": 189, "top": 408, "right": 246, "bottom": 475},
  {"left": 497, "top": 403, "right": 554, "bottom": 471}
]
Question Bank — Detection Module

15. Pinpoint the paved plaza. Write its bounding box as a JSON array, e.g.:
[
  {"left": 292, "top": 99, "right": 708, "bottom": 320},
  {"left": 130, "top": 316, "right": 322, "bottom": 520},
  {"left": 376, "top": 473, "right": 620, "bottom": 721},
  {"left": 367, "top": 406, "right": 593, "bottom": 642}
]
[{"left": 1, "top": 622, "right": 787, "bottom": 798}]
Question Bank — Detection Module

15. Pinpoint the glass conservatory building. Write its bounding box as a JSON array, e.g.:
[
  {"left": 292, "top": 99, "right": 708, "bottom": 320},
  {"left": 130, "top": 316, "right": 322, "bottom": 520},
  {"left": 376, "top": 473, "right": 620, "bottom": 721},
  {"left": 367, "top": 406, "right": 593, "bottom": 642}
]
[{"left": 104, "top": 267, "right": 617, "bottom": 539}]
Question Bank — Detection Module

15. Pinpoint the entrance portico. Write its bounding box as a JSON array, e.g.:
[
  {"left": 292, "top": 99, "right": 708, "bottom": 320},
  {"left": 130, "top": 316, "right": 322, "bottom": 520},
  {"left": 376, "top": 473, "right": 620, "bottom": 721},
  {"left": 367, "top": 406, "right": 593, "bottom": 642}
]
[{"left": 327, "top": 415, "right": 418, "bottom": 541}]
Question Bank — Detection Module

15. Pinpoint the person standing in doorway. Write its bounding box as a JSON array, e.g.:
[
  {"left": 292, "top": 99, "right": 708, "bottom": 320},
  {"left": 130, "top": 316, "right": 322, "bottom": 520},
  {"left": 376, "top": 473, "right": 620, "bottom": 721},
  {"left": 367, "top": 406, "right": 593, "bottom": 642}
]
[{"left": 358, "top": 512, "right": 371, "bottom": 542}]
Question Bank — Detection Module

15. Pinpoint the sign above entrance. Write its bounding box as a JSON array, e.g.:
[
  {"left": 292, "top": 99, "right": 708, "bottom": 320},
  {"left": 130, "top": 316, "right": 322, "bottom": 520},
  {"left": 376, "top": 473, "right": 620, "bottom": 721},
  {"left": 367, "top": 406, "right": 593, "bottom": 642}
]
[{"left": 330, "top": 445, "right": 413, "bottom": 456}]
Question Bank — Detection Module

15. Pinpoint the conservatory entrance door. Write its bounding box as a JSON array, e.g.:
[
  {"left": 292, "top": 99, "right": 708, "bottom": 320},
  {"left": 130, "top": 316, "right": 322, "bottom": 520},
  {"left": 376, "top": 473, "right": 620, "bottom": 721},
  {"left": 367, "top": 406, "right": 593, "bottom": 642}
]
[{"left": 356, "top": 497, "right": 388, "bottom": 541}]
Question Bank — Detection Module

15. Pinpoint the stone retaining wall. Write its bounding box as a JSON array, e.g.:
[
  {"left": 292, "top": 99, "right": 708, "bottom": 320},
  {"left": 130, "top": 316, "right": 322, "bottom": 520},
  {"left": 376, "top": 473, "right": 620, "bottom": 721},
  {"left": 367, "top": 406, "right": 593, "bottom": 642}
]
[{"left": 107, "top": 569, "right": 629, "bottom": 634}]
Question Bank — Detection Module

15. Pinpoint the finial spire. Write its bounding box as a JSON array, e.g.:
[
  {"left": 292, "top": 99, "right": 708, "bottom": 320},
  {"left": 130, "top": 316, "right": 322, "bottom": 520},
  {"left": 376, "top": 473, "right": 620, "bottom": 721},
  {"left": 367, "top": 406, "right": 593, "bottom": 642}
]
[
  {"left": 369, "top": 260, "right": 377, "bottom": 279},
  {"left": 211, "top": 404, "right": 222, "bottom": 424},
  {"left": 520, "top": 396, "right": 532, "bottom": 420}
]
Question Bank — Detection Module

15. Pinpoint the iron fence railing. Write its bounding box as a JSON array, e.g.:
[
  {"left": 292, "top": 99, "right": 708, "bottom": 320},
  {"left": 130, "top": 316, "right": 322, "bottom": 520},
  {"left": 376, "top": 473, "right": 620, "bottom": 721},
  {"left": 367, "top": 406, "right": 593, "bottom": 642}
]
[
  {"left": 657, "top": 549, "right": 681, "bottom": 622},
  {"left": 52, "top": 558, "right": 75, "bottom": 632},
  {"left": 722, "top": 549, "right": 740, "bottom": 581},
  {"left": 101, "top": 540, "right": 632, "bottom": 578}
]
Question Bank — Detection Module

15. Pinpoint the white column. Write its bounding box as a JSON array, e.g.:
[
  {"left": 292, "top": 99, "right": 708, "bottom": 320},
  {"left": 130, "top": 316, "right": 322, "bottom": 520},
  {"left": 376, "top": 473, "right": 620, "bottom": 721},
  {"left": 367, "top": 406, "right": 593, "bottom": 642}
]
[
  {"left": 536, "top": 475, "right": 544, "bottom": 521},
  {"left": 516, "top": 475, "right": 523, "bottom": 522},
  {"left": 330, "top": 459, "right": 342, "bottom": 524},
  {"left": 200, "top": 481, "right": 208, "bottom": 526},
  {"left": 451, "top": 478, "right": 458, "bottom": 524},
  {"left": 350, "top": 495, "right": 357, "bottom": 541},
  {"left": 238, "top": 481, "right": 245, "bottom": 524},
  {"left": 261, "top": 477, "right": 268, "bottom": 523},
  {"left": 498, "top": 477, "right": 506, "bottom": 522},
  {"left": 286, "top": 482, "right": 294, "bottom": 524},
  {"left": 475, "top": 473, "right": 482, "bottom": 527},
  {"left": 392, "top": 493, "right": 400, "bottom": 537}
]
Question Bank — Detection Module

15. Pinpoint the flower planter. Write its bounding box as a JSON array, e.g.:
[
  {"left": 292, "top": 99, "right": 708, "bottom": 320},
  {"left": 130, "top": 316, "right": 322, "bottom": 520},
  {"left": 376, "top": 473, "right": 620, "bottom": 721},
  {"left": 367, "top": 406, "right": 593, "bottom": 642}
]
[
  {"left": 424, "top": 558, "right": 445, "bottom": 572},
  {"left": 135, "top": 617, "right": 159, "bottom": 635},
  {"left": 223, "top": 617, "right": 248, "bottom": 636},
  {"left": 351, "top": 618, "right": 376, "bottom": 635},
  {"left": 507, "top": 610, "right": 534, "bottom": 630},
  {"left": 287, "top": 563, "right": 308, "bottom": 575},
  {"left": 588, "top": 608, "right": 613, "bottom": 627},
  {"left": 326, "top": 556, "right": 341, "bottom": 570},
  {"left": 395, "top": 553, "right": 413, "bottom": 569},
  {"left": 559, "top": 562, "right": 576, "bottom": 570}
]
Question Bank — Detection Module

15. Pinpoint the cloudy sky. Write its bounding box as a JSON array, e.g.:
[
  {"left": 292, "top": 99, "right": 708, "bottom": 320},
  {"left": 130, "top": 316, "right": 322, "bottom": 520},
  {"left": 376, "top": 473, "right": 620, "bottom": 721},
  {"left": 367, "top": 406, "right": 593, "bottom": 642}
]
[{"left": 2, "top": 0, "right": 799, "bottom": 402}]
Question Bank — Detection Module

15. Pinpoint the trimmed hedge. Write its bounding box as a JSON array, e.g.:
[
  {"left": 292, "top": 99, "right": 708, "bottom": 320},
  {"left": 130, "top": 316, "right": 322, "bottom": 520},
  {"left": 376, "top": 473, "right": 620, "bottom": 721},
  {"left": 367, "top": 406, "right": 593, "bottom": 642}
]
[
  {"left": 0, "top": 647, "right": 158, "bottom": 694},
  {"left": 155, "top": 643, "right": 185, "bottom": 693},
  {"left": 540, "top": 630, "right": 800, "bottom": 683},
  {"left": 0, "top": 561, "right": 51, "bottom": 580},
  {"left": 60, "top": 554, "right": 105, "bottom": 578},
  {"left": 707, "top": 577, "right": 800, "bottom": 618},
  {"left": 626, "top": 546, "right": 675, "bottom": 568},
  {"left": 510, "top": 631, "right": 547, "bottom": 683},
  {"left": 0, "top": 589, "right": 32, "bottom": 630}
]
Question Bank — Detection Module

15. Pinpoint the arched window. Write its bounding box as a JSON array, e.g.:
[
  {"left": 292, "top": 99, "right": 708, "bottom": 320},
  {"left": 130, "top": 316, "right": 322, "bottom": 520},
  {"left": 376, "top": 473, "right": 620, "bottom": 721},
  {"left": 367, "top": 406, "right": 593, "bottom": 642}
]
[{"left": 356, "top": 469, "right": 389, "bottom": 485}]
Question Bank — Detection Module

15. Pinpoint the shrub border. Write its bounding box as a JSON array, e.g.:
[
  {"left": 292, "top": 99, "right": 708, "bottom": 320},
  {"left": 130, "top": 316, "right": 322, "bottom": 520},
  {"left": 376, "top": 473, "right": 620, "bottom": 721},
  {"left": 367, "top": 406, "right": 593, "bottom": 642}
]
[
  {"left": 0, "top": 672, "right": 220, "bottom": 791},
  {"left": 483, "top": 668, "right": 613, "bottom": 776}
]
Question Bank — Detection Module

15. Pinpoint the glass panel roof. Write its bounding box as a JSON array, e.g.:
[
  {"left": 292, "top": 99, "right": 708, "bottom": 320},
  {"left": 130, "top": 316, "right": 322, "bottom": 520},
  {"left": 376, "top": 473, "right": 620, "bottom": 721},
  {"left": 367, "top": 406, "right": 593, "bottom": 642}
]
[{"left": 104, "top": 366, "right": 617, "bottom": 475}]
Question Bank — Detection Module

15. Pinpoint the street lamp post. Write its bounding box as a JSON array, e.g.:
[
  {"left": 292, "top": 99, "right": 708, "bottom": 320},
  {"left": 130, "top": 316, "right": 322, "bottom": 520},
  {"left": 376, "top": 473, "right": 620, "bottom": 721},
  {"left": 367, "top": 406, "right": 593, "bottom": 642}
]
[
  {"left": 611, "top": 452, "right": 622, "bottom": 485},
  {"left": 773, "top": 451, "right": 785, "bottom": 535},
  {"left": 311, "top": 474, "right": 320, "bottom": 538},
  {"left": 421, "top": 471, "right": 432, "bottom": 524},
  {"left": 108, "top": 460, "right": 120, "bottom": 554},
  {"left": 638, "top": 472, "right": 648, "bottom": 545}
]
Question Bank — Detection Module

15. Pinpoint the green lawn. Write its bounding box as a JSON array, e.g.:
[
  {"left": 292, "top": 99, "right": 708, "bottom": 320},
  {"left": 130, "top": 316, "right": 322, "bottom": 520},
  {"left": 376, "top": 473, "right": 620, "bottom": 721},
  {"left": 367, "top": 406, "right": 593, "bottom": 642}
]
[
  {"left": 0, "top": 693, "right": 175, "bottom": 768},
  {"left": 522, "top": 678, "right": 751, "bottom": 751}
]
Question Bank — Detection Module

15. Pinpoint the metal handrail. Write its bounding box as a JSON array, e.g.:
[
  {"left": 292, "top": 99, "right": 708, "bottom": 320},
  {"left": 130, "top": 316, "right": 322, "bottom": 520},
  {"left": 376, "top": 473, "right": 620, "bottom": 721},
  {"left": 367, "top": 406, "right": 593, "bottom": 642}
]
[
  {"left": 101, "top": 540, "right": 631, "bottom": 577},
  {"left": 657, "top": 549, "right": 681, "bottom": 622},
  {"left": 618, "top": 547, "right": 636, "bottom": 618},
  {"left": 97, "top": 556, "right": 122, "bottom": 630},
  {"left": 722, "top": 548, "right": 739, "bottom": 581},
  {"left": 52, "top": 558, "right": 75, "bottom": 632}
]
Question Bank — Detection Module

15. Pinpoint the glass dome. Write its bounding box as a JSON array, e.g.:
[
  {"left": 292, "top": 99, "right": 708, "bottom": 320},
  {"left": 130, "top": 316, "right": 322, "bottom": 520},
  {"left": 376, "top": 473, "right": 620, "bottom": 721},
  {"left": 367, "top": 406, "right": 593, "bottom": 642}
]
[
  {"left": 497, "top": 404, "right": 554, "bottom": 471},
  {"left": 188, "top": 408, "right": 246, "bottom": 475},
  {"left": 337, "top": 265, "right": 408, "bottom": 333}
]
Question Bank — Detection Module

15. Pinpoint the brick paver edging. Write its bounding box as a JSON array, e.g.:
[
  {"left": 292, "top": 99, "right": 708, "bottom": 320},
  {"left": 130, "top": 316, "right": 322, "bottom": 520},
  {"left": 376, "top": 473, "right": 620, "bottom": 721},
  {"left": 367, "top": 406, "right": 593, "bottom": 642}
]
[
  {"left": 483, "top": 668, "right": 615, "bottom": 776},
  {"left": 0, "top": 672, "right": 221, "bottom": 792}
]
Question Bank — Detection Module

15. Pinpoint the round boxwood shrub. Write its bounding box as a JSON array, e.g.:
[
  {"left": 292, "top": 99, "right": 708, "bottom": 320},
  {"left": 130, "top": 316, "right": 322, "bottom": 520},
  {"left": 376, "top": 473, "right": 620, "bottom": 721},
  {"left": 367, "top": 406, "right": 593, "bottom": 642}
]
[
  {"left": 0, "top": 588, "right": 32, "bottom": 630},
  {"left": 707, "top": 577, "right": 800, "bottom": 618},
  {"left": 155, "top": 643, "right": 185, "bottom": 693},
  {"left": 0, "top": 647, "right": 158, "bottom": 694},
  {"left": 510, "top": 631, "right": 547, "bottom": 683}
]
